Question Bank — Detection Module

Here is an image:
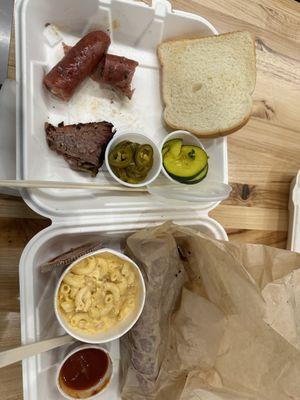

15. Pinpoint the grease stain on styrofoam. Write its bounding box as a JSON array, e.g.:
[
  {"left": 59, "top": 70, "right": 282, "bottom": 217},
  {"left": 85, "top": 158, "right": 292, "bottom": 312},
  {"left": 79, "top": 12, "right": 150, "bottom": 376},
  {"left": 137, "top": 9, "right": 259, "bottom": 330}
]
[{"left": 68, "top": 79, "right": 144, "bottom": 132}]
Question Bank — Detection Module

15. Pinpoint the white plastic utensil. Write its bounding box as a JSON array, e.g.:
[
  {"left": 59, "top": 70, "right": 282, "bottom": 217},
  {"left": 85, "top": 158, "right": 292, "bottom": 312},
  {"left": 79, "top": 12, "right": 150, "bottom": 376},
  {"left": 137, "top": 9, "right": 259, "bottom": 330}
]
[
  {"left": 147, "top": 177, "right": 232, "bottom": 203},
  {"left": 0, "top": 180, "right": 147, "bottom": 192},
  {"left": 0, "top": 179, "right": 231, "bottom": 202},
  {"left": 0, "top": 335, "right": 74, "bottom": 368}
]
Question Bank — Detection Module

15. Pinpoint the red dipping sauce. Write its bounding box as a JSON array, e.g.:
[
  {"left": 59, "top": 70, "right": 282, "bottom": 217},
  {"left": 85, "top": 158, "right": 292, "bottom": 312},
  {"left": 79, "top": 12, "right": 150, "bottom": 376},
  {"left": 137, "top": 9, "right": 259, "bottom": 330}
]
[{"left": 58, "top": 347, "right": 110, "bottom": 397}]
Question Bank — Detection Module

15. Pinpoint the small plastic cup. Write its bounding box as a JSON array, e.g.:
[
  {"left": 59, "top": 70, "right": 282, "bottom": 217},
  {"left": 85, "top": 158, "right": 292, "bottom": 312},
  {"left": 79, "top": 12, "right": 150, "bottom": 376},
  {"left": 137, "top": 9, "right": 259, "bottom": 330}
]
[
  {"left": 56, "top": 344, "right": 113, "bottom": 400},
  {"left": 160, "top": 130, "right": 206, "bottom": 184},
  {"left": 105, "top": 132, "right": 162, "bottom": 188}
]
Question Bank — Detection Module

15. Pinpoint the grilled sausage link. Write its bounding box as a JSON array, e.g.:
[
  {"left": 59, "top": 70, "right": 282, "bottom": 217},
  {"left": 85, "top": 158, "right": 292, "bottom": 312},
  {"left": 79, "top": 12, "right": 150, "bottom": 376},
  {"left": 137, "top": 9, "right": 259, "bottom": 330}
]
[{"left": 43, "top": 31, "right": 110, "bottom": 101}]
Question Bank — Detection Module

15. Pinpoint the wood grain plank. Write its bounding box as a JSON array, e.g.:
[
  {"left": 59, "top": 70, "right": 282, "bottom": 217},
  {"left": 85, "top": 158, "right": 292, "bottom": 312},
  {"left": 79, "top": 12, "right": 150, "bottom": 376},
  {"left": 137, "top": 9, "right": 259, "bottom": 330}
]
[
  {"left": 0, "top": 195, "right": 47, "bottom": 220},
  {"left": 0, "top": 195, "right": 291, "bottom": 230},
  {"left": 0, "top": 250, "right": 21, "bottom": 312},
  {"left": 7, "top": 26, "right": 15, "bottom": 80},
  {"left": 210, "top": 204, "right": 288, "bottom": 231},
  {"left": 227, "top": 117, "right": 300, "bottom": 182},
  {"left": 251, "top": 43, "right": 300, "bottom": 133},
  {"left": 172, "top": 0, "right": 300, "bottom": 59},
  {"left": 0, "top": 218, "right": 50, "bottom": 399},
  {"left": 0, "top": 362, "right": 23, "bottom": 400},
  {"left": 226, "top": 228, "right": 287, "bottom": 248},
  {"left": 0, "top": 312, "right": 21, "bottom": 349},
  {"left": 0, "top": 218, "right": 50, "bottom": 314},
  {"left": 224, "top": 182, "right": 289, "bottom": 210},
  {"left": 173, "top": 0, "right": 300, "bottom": 43},
  {"left": 0, "top": 217, "right": 50, "bottom": 247}
]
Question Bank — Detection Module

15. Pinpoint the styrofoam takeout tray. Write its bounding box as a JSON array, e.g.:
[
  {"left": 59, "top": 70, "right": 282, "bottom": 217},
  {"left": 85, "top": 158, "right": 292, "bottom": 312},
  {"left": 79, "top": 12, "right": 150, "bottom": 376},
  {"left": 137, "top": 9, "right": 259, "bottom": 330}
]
[
  {"left": 14, "top": 0, "right": 229, "bottom": 399},
  {"left": 15, "top": 0, "right": 228, "bottom": 220},
  {"left": 20, "top": 217, "right": 227, "bottom": 400}
]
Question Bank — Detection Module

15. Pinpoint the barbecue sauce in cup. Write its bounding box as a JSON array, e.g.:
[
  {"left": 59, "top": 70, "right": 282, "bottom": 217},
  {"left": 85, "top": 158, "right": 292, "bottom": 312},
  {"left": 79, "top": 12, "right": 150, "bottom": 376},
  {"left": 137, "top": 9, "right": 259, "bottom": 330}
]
[{"left": 58, "top": 347, "right": 111, "bottom": 399}]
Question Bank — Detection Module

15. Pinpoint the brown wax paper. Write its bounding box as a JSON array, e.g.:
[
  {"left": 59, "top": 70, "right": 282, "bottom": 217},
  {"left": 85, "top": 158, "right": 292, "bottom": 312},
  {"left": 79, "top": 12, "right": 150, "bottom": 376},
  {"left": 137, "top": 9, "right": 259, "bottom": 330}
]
[{"left": 120, "top": 222, "right": 300, "bottom": 400}]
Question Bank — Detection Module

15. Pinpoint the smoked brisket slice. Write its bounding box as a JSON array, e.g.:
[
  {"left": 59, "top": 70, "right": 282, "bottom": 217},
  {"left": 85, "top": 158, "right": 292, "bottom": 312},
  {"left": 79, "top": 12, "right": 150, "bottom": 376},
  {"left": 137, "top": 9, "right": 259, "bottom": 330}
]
[{"left": 45, "top": 121, "right": 115, "bottom": 176}]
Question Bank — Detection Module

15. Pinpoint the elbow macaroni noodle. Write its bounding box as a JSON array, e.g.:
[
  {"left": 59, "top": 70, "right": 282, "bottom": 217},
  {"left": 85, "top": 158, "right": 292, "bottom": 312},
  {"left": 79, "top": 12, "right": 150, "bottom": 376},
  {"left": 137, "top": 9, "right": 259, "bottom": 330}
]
[{"left": 57, "top": 252, "right": 140, "bottom": 333}]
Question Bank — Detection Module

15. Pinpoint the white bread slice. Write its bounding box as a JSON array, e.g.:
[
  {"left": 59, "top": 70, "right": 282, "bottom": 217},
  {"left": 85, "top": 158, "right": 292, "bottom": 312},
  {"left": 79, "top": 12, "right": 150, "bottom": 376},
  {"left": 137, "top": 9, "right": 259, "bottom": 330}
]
[{"left": 158, "top": 31, "right": 256, "bottom": 137}]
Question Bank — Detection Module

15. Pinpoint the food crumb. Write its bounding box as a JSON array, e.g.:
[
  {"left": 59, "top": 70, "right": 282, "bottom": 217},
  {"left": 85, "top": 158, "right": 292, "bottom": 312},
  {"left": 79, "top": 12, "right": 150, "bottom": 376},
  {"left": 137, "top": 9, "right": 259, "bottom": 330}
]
[
  {"left": 44, "top": 22, "right": 50, "bottom": 27},
  {"left": 112, "top": 19, "right": 120, "bottom": 32}
]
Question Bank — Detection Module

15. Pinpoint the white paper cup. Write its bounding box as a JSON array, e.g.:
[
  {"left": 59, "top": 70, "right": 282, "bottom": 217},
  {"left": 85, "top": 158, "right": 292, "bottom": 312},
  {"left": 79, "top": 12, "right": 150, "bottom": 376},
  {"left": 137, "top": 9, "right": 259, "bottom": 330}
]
[
  {"left": 56, "top": 344, "right": 113, "bottom": 400},
  {"left": 160, "top": 130, "right": 206, "bottom": 184},
  {"left": 54, "top": 248, "right": 146, "bottom": 343},
  {"left": 105, "top": 132, "right": 162, "bottom": 187}
]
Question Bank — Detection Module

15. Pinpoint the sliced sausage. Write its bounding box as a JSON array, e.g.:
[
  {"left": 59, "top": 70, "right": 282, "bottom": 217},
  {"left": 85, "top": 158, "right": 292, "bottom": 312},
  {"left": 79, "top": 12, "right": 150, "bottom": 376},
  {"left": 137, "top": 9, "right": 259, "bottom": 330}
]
[
  {"left": 93, "top": 54, "right": 138, "bottom": 99},
  {"left": 43, "top": 31, "right": 110, "bottom": 101}
]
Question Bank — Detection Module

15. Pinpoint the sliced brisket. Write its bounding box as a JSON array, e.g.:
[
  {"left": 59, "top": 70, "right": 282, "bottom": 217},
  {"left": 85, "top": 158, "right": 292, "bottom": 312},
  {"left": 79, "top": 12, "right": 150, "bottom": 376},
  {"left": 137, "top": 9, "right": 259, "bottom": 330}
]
[{"left": 45, "top": 121, "right": 115, "bottom": 176}]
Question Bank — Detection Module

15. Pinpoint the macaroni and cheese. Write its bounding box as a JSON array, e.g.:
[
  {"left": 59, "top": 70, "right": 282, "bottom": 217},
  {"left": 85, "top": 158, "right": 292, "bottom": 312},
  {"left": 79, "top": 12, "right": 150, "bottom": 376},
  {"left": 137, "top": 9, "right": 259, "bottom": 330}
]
[{"left": 57, "top": 252, "right": 140, "bottom": 333}]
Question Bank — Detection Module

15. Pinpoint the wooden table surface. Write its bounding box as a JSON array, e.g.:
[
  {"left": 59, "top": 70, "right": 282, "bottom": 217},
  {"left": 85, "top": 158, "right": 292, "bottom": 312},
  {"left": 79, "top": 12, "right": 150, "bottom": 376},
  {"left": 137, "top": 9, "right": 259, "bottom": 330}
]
[{"left": 1, "top": 0, "right": 300, "bottom": 398}]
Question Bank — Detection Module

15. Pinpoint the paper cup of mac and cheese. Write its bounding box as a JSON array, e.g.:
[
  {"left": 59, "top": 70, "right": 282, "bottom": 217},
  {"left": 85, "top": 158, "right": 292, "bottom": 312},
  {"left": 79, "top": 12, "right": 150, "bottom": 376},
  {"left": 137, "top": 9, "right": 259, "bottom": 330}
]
[{"left": 54, "top": 248, "right": 146, "bottom": 343}]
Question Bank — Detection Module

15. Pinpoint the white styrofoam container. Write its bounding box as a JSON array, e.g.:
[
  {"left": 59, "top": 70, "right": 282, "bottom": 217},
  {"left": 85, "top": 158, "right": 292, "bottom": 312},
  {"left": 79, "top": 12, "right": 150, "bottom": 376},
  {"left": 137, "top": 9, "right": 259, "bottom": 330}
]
[
  {"left": 14, "top": 0, "right": 230, "bottom": 399},
  {"left": 19, "top": 217, "right": 227, "bottom": 400},
  {"left": 15, "top": 0, "right": 228, "bottom": 220}
]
